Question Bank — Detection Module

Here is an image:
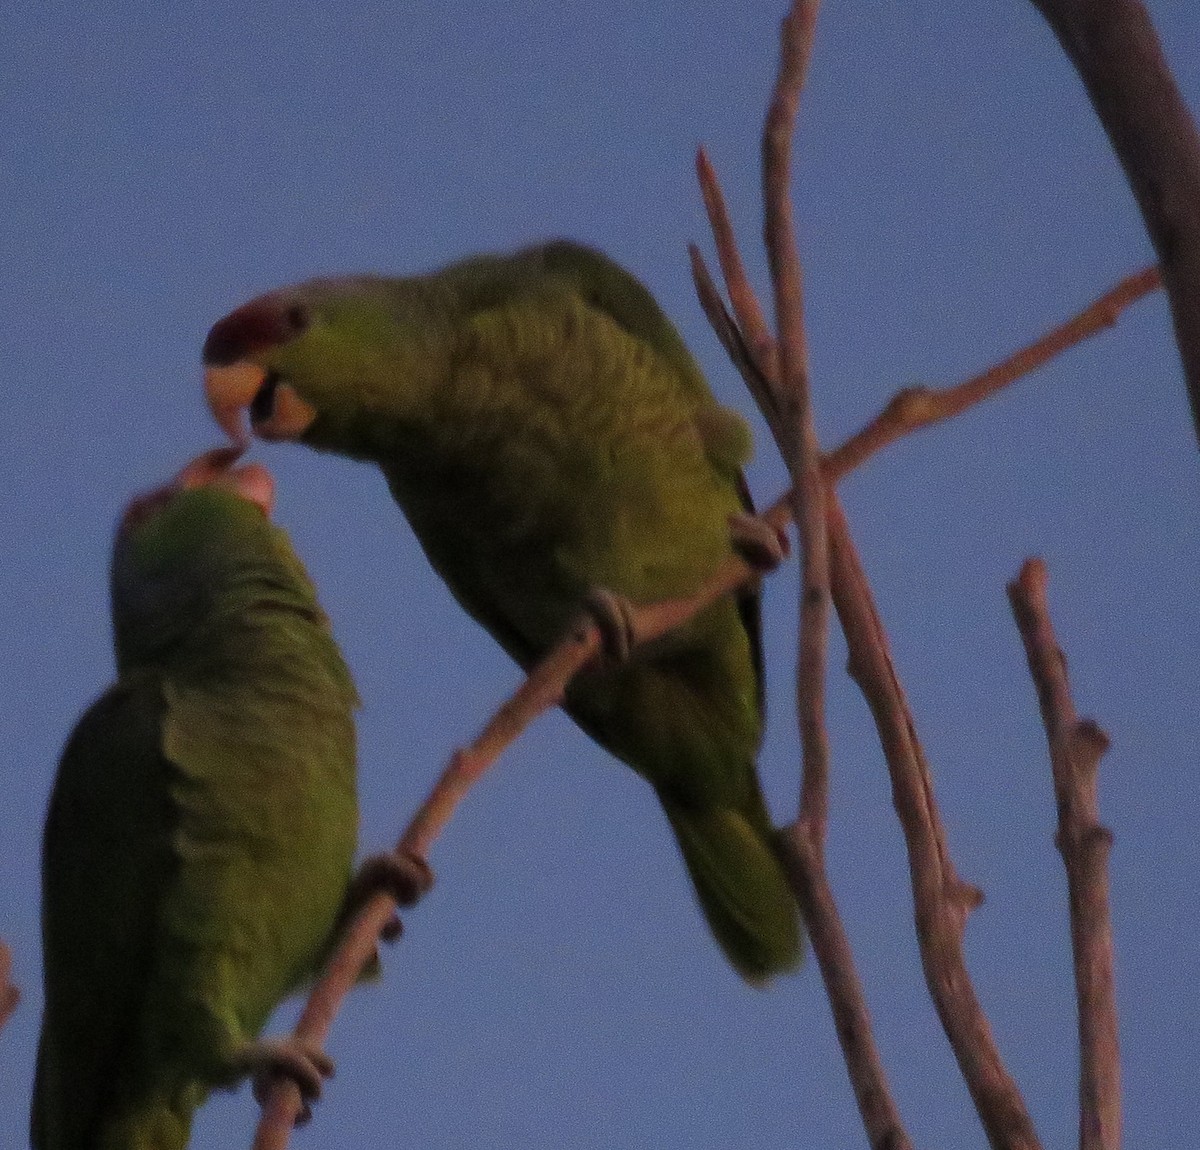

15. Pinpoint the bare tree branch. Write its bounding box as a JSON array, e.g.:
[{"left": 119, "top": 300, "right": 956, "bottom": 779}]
[
  {"left": 254, "top": 627, "right": 604, "bottom": 1144},
  {"left": 691, "top": 203, "right": 1160, "bottom": 491},
  {"left": 1008, "top": 559, "right": 1120, "bottom": 1150},
  {"left": 761, "top": 0, "right": 832, "bottom": 841},
  {"left": 822, "top": 266, "right": 1162, "bottom": 482},
  {"left": 696, "top": 128, "right": 1068, "bottom": 1146},
  {"left": 1029, "top": 0, "right": 1200, "bottom": 446},
  {"left": 696, "top": 147, "right": 781, "bottom": 423},
  {"left": 257, "top": 8, "right": 1169, "bottom": 1135}
]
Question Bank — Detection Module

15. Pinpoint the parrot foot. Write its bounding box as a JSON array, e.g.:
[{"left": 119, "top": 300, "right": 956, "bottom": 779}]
[
  {"left": 347, "top": 850, "right": 435, "bottom": 942},
  {"left": 583, "top": 586, "right": 637, "bottom": 663},
  {"left": 729, "top": 513, "right": 790, "bottom": 572},
  {"left": 236, "top": 1036, "right": 335, "bottom": 1126}
]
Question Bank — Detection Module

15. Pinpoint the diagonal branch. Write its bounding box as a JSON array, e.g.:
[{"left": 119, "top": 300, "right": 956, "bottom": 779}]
[
  {"left": 1028, "top": 0, "right": 1200, "bottom": 448},
  {"left": 822, "top": 266, "right": 1161, "bottom": 482},
  {"left": 692, "top": 184, "right": 1161, "bottom": 491},
  {"left": 696, "top": 148, "right": 781, "bottom": 423},
  {"left": 1007, "top": 559, "right": 1120, "bottom": 1150}
]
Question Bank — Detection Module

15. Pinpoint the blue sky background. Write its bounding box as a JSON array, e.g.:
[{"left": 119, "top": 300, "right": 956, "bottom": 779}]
[{"left": 3, "top": 2, "right": 1198, "bottom": 1147}]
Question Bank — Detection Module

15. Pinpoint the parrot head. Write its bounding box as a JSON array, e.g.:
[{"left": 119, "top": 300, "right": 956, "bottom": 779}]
[
  {"left": 111, "top": 447, "right": 301, "bottom": 669},
  {"left": 202, "top": 277, "right": 435, "bottom": 453}
]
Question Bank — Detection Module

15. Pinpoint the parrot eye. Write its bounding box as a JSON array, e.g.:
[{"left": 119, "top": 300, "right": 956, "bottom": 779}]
[
  {"left": 284, "top": 303, "right": 310, "bottom": 335},
  {"left": 250, "top": 372, "right": 281, "bottom": 426}
]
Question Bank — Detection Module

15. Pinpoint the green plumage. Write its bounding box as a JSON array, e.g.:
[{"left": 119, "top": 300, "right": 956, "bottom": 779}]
[
  {"left": 204, "top": 240, "right": 801, "bottom": 981},
  {"left": 33, "top": 481, "right": 359, "bottom": 1149}
]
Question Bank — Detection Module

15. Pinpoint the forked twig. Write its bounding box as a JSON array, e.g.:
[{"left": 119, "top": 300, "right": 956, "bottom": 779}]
[
  {"left": 691, "top": 175, "right": 1161, "bottom": 491},
  {"left": 1008, "top": 559, "right": 1119, "bottom": 1150}
]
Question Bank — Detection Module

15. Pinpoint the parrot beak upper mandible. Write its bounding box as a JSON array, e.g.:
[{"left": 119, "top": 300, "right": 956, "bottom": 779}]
[{"left": 204, "top": 362, "right": 262, "bottom": 448}]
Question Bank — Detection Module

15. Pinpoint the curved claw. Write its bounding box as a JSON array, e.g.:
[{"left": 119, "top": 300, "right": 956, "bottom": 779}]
[
  {"left": 729, "top": 512, "right": 790, "bottom": 572},
  {"left": 237, "top": 1036, "right": 335, "bottom": 1126},
  {"left": 350, "top": 850, "right": 435, "bottom": 913},
  {"left": 584, "top": 586, "right": 637, "bottom": 663}
]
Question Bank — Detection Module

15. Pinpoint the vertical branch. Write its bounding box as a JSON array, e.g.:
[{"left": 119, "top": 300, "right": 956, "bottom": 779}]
[
  {"left": 1008, "top": 559, "right": 1120, "bottom": 1150},
  {"left": 1028, "top": 0, "right": 1200, "bottom": 446},
  {"left": 761, "top": 0, "right": 832, "bottom": 839}
]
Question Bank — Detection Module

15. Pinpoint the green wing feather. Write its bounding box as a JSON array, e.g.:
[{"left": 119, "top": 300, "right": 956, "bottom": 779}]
[{"left": 33, "top": 678, "right": 185, "bottom": 1150}]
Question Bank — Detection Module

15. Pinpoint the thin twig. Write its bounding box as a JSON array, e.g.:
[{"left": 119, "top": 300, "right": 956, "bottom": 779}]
[
  {"left": 1028, "top": 0, "right": 1200, "bottom": 447},
  {"left": 823, "top": 266, "right": 1162, "bottom": 481},
  {"left": 689, "top": 242, "right": 786, "bottom": 447},
  {"left": 1007, "top": 559, "right": 1120, "bottom": 1150},
  {"left": 755, "top": 17, "right": 906, "bottom": 1137},
  {"left": 696, "top": 147, "right": 780, "bottom": 408},
  {"left": 761, "top": 0, "right": 831, "bottom": 840},
  {"left": 774, "top": 832, "right": 911, "bottom": 1150},
  {"left": 693, "top": 190, "right": 1160, "bottom": 494}
]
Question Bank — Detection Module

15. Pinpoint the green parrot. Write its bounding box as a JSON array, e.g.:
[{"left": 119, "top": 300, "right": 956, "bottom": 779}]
[
  {"left": 33, "top": 448, "right": 359, "bottom": 1149},
  {"left": 203, "top": 240, "right": 802, "bottom": 982}
]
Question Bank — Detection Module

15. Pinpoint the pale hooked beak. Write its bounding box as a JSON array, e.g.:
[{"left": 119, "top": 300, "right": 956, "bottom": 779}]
[
  {"left": 204, "top": 362, "right": 262, "bottom": 447},
  {"left": 204, "top": 361, "right": 318, "bottom": 444}
]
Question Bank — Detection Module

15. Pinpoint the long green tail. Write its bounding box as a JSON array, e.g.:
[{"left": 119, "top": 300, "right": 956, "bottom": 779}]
[{"left": 660, "top": 797, "right": 803, "bottom": 984}]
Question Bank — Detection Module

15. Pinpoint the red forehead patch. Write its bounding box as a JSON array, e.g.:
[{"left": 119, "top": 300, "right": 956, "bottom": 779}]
[{"left": 202, "top": 295, "right": 310, "bottom": 366}]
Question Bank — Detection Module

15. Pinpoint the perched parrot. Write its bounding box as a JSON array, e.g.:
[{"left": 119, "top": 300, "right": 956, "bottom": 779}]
[
  {"left": 203, "top": 240, "right": 802, "bottom": 982},
  {"left": 33, "top": 449, "right": 359, "bottom": 1150}
]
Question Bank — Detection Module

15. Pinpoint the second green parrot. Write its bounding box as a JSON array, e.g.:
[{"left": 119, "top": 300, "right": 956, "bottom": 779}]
[
  {"left": 203, "top": 240, "right": 802, "bottom": 982},
  {"left": 33, "top": 449, "right": 359, "bottom": 1149}
]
